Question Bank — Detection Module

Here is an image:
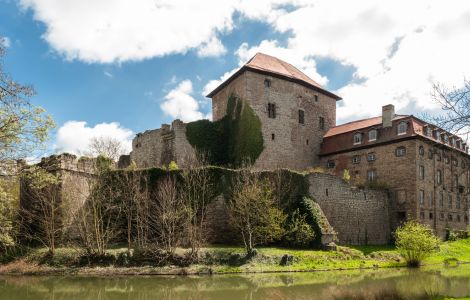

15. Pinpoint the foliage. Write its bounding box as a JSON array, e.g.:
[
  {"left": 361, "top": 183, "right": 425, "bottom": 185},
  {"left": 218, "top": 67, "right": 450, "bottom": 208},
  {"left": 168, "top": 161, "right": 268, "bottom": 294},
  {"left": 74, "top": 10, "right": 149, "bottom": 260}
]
[
  {"left": 95, "top": 155, "right": 114, "bottom": 174},
  {"left": 0, "top": 178, "right": 19, "bottom": 252},
  {"left": 86, "top": 136, "right": 125, "bottom": 161},
  {"left": 186, "top": 93, "right": 264, "bottom": 167},
  {"left": 395, "top": 221, "right": 440, "bottom": 267},
  {"left": 343, "top": 169, "right": 350, "bottom": 183},
  {"left": 297, "top": 197, "right": 326, "bottom": 247},
  {"left": 283, "top": 209, "right": 316, "bottom": 248},
  {"left": 168, "top": 161, "right": 179, "bottom": 171},
  {"left": 0, "top": 39, "right": 55, "bottom": 160},
  {"left": 228, "top": 170, "right": 286, "bottom": 255}
]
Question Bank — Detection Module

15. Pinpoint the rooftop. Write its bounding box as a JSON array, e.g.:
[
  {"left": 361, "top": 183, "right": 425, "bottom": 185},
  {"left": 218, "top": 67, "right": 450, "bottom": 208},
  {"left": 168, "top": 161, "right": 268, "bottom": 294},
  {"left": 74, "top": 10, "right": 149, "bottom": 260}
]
[
  {"left": 206, "top": 53, "right": 341, "bottom": 100},
  {"left": 324, "top": 115, "right": 409, "bottom": 137}
]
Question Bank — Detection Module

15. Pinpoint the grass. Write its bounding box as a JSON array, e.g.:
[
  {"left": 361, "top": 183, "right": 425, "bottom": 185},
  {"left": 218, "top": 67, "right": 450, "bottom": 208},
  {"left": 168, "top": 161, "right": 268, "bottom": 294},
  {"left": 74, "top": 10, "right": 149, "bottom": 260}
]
[{"left": 1, "top": 238, "right": 470, "bottom": 276}]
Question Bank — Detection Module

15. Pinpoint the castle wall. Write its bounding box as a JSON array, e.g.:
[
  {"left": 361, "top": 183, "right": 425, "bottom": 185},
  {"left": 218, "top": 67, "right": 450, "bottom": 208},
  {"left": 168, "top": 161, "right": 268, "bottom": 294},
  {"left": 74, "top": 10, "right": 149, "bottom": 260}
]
[
  {"left": 211, "top": 69, "right": 337, "bottom": 170},
  {"left": 130, "top": 120, "right": 197, "bottom": 169},
  {"left": 308, "top": 172, "right": 391, "bottom": 245}
]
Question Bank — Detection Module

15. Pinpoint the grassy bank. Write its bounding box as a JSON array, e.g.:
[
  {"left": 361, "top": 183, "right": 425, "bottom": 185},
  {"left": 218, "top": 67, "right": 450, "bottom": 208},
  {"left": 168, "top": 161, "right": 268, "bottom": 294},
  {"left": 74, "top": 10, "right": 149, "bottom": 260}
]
[{"left": 1, "top": 238, "right": 469, "bottom": 276}]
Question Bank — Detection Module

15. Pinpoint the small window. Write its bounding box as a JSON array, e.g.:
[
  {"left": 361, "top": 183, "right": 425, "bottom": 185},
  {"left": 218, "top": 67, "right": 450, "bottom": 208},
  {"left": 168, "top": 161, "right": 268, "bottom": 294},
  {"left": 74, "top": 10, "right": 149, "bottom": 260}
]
[
  {"left": 398, "top": 121, "right": 408, "bottom": 135},
  {"left": 419, "top": 165, "right": 425, "bottom": 180},
  {"left": 419, "top": 190, "right": 425, "bottom": 205},
  {"left": 367, "top": 152, "right": 376, "bottom": 161},
  {"left": 453, "top": 158, "right": 458, "bottom": 166},
  {"left": 264, "top": 78, "right": 271, "bottom": 87},
  {"left": 352, "top": 156, "right": 361, "bottom": 164},
  {"left": 428, "top": 150, "right": 434, "bottom": 159},
  {"left": 420, "top": 211, "right": 425, "bottom": 219},
  {"left": 439, "top": 192, "right": 444, "bottom": 207},
  {"left": 368, "top": 129, "right": 377, "bottom": 141},
  {"left": 396, "top": 147, "right": 406, "bottom": 157},
  {"left": 314, "top": 95, "right": 319, "bottom": 102},
  {"left": 419, "top": 146, "right": 424, "bottom": 156},
  {"left": 327, "top": 160, "right": 335, "bottom": 169},
  {"left": 451, "top": 137, "right": 456, "bottom": 146},
  {"left": 465, "top": 215, "right": 469, "bottom": 223},
  {"left": 457, "top": 196, "right": 461, "bottom": 209},
  {"left": 440, "top": 213, "right": 445, "bottom": 220},
  {"left": 425, "top": 126, "right": 432, "bottom": 137},
  {"left": 306, "top": 139, "right": 309, "bottom": 145},
  {"left": 436, "top": 131, "right": 442, "bottom": 142},
  {"left": 319, "top": 117, "right": 325, "bottom": 130},
  {"left": 428, "top": 191, "right": 433, "bottom": 206},
  {"left": 436, "top": 153, "right": 442, "bottom": 161},
  {"left": 437, "top": 170, "right": 442, "bottom": 185},
  {"left": 367, "top": 169, "right": 377, "bottom": 182},
  {"left": 429, "top": 212, "right": 433, "bottom": 220},
  {"left": 353, "top": 133, "right": 362, "bottom": 145},
  {"left": 448, "top": 214, "right": 453, "bottom": 221},
  {"left": 443, "top": 135, "right": 449, "bottom": 144},
  {"left": 457, "top": 215, "right": 461, "bottom": 222},
  {"left": 444, "top": 156, "right": 450, "bottom": 164},
  {"left": 267, "top": 103, "right": 276, "bottom": 118},
  {"left": 271, "top": 133, "right": 275, "bottom": 140},
  {"left": 298, "top": 110, "right": 305, "bottom": 124},
  {"left": 448, "top": 194, "right": 453, "bottom": 209}
]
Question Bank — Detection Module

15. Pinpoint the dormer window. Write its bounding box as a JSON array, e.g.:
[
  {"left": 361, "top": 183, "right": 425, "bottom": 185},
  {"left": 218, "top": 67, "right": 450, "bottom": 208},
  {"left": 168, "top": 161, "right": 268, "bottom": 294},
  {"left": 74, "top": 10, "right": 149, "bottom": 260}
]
[
  {"left": 397, "top": 121, "right": 407, "bottom": 135},
  {"left": 425, "top": 126, "right": 432, "bottom": 137},
  {"left": 353, "top": 133, "right": 362, "bottom": 145},
  {"left": 368, "top": 129, "right": 377, "bottom": 141},
  {"left": 436, "top": 131, "right": 441, "bottom": 142},
  {"left": 443, "top": 135, "right": 449, "bottom": 144},
  {"left": 264, "top": 78, "right": 271, "bottom": 88},
  {"left": 457, "top": 140, "right": 461, "bottom": 148},
  {"left": 451, "top": 137, "right": 456, "bottom": 147}
]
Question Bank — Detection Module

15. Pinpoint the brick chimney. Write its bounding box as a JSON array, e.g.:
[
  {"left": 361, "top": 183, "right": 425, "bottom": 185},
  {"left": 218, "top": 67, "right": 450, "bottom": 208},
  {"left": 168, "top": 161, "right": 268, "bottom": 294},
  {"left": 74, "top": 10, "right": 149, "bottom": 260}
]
[{"left": 382, "top": 104, "right": 395, "bottom": 128}]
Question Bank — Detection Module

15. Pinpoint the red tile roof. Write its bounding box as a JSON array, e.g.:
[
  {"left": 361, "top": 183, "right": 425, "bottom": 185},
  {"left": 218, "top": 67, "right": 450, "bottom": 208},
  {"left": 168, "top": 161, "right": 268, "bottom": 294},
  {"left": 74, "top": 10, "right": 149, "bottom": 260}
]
[
  {"left": 206, "top": 53, "right": 341, "bottom": 100},
  {"left": 324, "top": 115, "right": 409, "bottom": 137}
]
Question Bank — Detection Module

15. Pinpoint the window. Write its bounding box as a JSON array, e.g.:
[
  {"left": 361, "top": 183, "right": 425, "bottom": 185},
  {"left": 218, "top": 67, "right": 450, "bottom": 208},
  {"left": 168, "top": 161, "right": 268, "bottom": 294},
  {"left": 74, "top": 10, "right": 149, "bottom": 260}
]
[
  {"left": 264, "top": 78, "right": 271, "bottom": 87},
  {"left": 367, "top": 169, "right": 377, "bottom": 182},
  {"left": 440, "top": 213, "right": 445, "bottom": 220},
  {"left": 453, "top": 158, "right": 458, "bottom": 166},
  {"left": 457, "top": 196, "right": 461, "bottom": 209},
  {"left": 448, "top": 214, "right": 453, "bottom": 221},
  {"left": 314, "top": 95, "right": 319, "bottom": 102},
  {"left": 398, "top": 121, "right": 408, "bottom": 135},
  {"left": 428, "top": 149, "right": 434, "bottom": 159},
  {"left": 267, "top": 103, "right": 276, "bottom": 118},
  {"left": 419, "top": 146, "right": 425, "bottom": 156},
  {"left": 451, "top": 137, "right": 456, "bottom": 146},
  {"left": 436, "top": 153, "right": 442, "bottom": 161},
  {"left": 465, "top": 215, "right": 469, "bottom": 224},
  {"left": 298, "top": 110, "right": 304, "bottom": 124},
  {"left": 327, "top": 160, "right": 335, "bottom": 168},
  {"left": 419, "top": 165, "right": 425, "bottom": 180},
  {"left": 367, "top": 152, "right": 376, "bottom": 161},
  {"left": 368, "top": 129, "right": 377, "bottom": 141},
  {"left": 353, "top": 133, "right": 362, "bottom": 145},
  {"left": 425, "top": 126, "right": 432, "bottom": 137},
  {"left": 428, "top": 191, "right": 433, "bottom": 206},
  {"left": 448, "top": 194, "right": 453, "bottom": 208},
  {"left": 457, "top": 215, "right": 461, "bottom": 222},
  {"left": 443, "top": 135, "right": 449, "bottom": 144},
  {"left": 454, "top": 175, "right": 459, "bottom": 188},
  {"left": 444, "top": 155, "right": 450, "bottom": 164},
  {"left": 420, "top": 211, "right": 425, "bottom": 219},
  {"left": 352, "top": 155, "right": 361, "bottom": 164},
  {"left": 396, "top": 147, "right": 406, "bottom": 157},
  {"left": 306, "top": 139, "right": 309, "bottom": 145},
  {"left": 439, "top": 192, "right": 444, "bottom": 207},
  {"left": 271, "top": 133, "right": 275, "bottom": 140},
  {"left": 429, "top": 212, "right": 433, "bottom": 220},
  {"left": 319, "top": 117, "right": 325, "bottom": 130},
  {"left": 419, "top": 190, "right": 425, "bottom": 205},
  {"left": 437, "top": 170, "right": 442, "bottom": 185}
]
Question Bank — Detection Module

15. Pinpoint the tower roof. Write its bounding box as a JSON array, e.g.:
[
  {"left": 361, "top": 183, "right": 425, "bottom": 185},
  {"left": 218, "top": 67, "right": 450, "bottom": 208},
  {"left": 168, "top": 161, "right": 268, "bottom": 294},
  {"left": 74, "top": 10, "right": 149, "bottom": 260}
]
[{"left": 206, "top": 53, "right": 342, "bottom": 100}]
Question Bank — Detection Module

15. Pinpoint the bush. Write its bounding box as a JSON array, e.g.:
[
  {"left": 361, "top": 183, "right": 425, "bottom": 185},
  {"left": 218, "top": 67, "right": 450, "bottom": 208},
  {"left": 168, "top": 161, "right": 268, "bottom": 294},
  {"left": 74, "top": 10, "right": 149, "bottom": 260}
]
[
  {"left": 283, "top": 209, "right": 315, "bottom": 248},
  {"left": 395, "top": 221, "right": 440, "bottom": 267}
]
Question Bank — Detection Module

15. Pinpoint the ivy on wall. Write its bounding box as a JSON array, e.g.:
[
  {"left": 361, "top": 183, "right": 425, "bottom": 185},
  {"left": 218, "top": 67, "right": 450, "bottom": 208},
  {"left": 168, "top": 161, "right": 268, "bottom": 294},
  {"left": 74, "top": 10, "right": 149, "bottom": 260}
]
[{"left": 186, "top": 93, "right": 264, "bottom": 167}]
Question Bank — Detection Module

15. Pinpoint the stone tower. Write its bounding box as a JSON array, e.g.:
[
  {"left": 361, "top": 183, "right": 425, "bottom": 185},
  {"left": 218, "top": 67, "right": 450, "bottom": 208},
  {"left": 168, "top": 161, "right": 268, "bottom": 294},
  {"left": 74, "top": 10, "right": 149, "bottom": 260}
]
[{"left": 207, "top": 53, "right": 342, "bottom": 170}]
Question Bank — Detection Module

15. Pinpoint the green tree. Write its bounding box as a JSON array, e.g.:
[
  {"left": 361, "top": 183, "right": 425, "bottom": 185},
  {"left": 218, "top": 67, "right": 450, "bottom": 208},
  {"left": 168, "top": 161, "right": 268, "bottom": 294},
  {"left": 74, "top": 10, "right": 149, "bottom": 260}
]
[
  {"left": 0, "top": 178, "right": 18, "bottom": 252},
  {"left": 228, "top": 169, "right": 286, "bottom": 255},
  {"left": 395, "top": 221, "right": 440, "bottom": 267}
]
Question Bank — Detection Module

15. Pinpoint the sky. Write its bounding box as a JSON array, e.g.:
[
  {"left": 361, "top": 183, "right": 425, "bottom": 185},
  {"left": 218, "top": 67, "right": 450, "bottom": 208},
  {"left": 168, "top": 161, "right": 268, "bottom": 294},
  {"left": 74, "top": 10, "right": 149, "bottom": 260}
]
[{"left": 1, "top": 0, "right": 470, "bottom": 158}]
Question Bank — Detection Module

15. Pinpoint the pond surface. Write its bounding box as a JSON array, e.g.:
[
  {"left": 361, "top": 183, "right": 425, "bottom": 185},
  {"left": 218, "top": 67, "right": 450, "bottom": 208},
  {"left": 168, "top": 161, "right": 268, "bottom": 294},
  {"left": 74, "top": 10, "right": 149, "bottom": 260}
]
[{"left": 1, "top": 265, "right": 470, "bottom": 299}]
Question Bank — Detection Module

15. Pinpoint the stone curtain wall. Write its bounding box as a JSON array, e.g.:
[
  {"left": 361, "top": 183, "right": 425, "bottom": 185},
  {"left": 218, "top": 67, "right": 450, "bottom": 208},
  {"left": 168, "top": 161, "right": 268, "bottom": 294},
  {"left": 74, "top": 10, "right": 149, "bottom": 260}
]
[
  {"left": 130, "top": 119, "right": 197, "bottom": 169},
  {"left": 308, "top": 173, "right": 391, "bottom": 245}
]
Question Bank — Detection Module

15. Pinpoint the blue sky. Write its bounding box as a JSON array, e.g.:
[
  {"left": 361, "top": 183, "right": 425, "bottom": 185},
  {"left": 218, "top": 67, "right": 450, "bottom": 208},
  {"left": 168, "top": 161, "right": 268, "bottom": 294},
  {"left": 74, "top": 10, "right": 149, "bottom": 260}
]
[{"left": 1, "top": 0, "right": 470, "bottom": 157}]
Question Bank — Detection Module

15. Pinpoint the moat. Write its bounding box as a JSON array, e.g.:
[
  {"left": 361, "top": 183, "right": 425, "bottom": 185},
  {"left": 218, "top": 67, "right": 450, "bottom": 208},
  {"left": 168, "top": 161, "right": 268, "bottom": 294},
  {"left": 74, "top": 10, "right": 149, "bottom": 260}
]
[{"left": 1, "top": 265, "right": 470, "bottom": 299}]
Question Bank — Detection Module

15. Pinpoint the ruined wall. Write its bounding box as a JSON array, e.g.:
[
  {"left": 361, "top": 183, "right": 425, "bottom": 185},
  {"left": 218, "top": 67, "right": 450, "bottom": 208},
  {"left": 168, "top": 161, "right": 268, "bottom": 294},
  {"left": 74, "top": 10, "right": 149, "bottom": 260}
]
[
  {"left": 211, "top": 70, "right": 337, "bottom": 170},
  {"left": 308, "top": 173, "right": 391, "bottom": 245},
  {"left": 130, "top": 119, "right": 197, "bottom": 169}
]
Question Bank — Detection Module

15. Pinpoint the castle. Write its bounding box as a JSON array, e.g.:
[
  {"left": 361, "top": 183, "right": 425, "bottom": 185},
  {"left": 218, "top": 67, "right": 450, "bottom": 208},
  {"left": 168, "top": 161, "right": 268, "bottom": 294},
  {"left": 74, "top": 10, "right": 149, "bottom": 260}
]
[{"left": 124, "top": 53, "right": 470, "bottom": 239}]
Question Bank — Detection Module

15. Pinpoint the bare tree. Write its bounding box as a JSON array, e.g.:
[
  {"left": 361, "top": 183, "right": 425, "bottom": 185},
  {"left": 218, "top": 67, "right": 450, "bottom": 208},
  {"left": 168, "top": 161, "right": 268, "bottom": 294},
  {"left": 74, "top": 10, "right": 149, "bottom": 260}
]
[
  {"left": 87, "top": 136, "right": 125, "bottom": 161},
  {"left": 228, "top": 168, "right": 286, "bottom": 256},
  {"left": 428, "top": 80, "right": 470, "bottom": 141},
  {"left": 20, "top": 166, "right": 62, "bottom": 255}
]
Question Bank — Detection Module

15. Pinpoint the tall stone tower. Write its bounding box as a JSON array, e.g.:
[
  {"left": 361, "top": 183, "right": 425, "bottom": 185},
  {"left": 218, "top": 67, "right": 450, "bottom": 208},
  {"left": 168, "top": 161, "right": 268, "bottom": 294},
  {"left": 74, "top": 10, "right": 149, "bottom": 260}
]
[{"left": 207, "top": 53, "right": 342, "bottom": 170}]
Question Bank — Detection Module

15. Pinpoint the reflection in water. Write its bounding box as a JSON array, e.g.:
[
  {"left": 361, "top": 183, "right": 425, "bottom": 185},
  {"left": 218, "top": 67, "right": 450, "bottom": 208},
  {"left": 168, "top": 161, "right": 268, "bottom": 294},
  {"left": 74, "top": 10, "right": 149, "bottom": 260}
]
[{"left": 1, "top": 265, "right": 470, "bottom": 300}]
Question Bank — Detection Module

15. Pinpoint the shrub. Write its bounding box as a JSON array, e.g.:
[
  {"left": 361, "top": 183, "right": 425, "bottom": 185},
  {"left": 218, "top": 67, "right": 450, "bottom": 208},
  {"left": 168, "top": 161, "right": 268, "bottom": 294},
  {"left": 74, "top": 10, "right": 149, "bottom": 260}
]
[
  {"left": 395, "top": 221, "right": 440, "bottom": 267},
  {"left": 283, "top": 209, "right": 315, "bottom": 248},
  {"left": 168, "top": 161, "right": 179, "bottom": 171},
  {"left": 343, "top": 169, "right": 351, "bottom": 183}
]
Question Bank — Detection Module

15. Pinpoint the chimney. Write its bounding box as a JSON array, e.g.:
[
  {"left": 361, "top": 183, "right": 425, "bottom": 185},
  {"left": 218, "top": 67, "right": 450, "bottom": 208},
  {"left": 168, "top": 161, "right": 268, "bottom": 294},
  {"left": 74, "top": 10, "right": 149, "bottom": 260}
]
[{"left": 382, "top": 104, "right": 395, "bottom": 128}]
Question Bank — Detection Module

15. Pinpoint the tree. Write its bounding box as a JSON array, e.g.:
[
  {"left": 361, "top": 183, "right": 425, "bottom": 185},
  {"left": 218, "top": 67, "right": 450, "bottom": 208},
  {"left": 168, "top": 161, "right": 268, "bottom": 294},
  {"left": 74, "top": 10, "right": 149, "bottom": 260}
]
[
  {"left": 20, "top": 166, "right": 62, "bottom": 255},
  {"left": 428, "top": 80, "right": 470, "bottom": 141},
  {"left": 0, "top": 39, "right": 55, "bottom": 161},
  {"left": 0, "top": 177, "right": 18, "bottom": 253},
  {"left": 395, "top": 221, "right": 440, "bottom": 267},
  {"left": 87, "top": 136, "right": 125, "bottom": 162},
  {"left": 228, "top": 169, "right": 286, "bottom": 255}
]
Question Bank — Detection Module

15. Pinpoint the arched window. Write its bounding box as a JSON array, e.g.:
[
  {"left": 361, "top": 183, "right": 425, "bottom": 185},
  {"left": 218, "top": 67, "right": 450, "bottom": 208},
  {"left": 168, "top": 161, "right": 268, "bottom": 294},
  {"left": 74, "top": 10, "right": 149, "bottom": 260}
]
[
  {"left": 397, "top": 121, "right": 408, "bottom": 135},
  {"left": 419, "top": 146, "right": 424, "bottom": 156},
  {"left": 353, "top": 132, "right": 362, "bottom": 145},
  {"left": 368, "top": 129, "right": 377, "bottom": 141}
]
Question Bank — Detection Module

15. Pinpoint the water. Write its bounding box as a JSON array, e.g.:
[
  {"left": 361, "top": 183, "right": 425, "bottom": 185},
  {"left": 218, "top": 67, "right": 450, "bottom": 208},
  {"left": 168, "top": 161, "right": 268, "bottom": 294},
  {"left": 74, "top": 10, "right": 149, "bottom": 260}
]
[{"left": 1, "top": 265, "right": 470, "bottom": 299}]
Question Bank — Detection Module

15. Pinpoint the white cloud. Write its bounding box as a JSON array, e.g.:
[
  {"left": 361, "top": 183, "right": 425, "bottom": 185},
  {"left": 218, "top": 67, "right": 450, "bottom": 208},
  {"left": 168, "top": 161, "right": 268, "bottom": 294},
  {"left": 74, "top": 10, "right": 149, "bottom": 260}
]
[
  {"left": 103, "top": 71, "right": 113, "bottom": 78},
  {"left": 55, "top": 121, "right": 133, "bottom": 156},
  {"left": 202, "top": 68, "right": 238, "bottom": 97},
  {"left": 1, "top": 37, "right": 11, "bottom": 48},
  {"left": 197, "top": 36, "right": 227, "bottom": 58},
  {"left": 161, "top": 80, "right": 206, "bottom": 122}
]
